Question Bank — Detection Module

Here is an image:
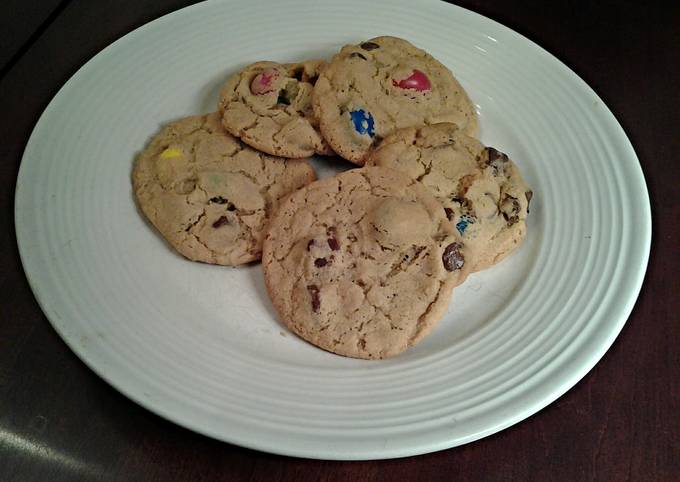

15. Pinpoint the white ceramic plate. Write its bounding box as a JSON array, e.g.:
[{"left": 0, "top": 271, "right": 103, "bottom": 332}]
[{"left": 15, "top": 0, "right": 650, "bottom": 459}]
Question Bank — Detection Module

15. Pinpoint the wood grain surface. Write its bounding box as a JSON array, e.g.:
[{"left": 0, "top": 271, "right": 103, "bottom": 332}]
[{"left": 1, "top": 1, "right": 678, "bottom": 480}]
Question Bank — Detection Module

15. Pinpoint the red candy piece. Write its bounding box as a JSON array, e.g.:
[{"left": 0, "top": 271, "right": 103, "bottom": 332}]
[
  {"left": 250, "top": 69, "right": 279, "bottom": 95},
  {"left": 392, "top": 69, "right": 431, "bottom": 92}
]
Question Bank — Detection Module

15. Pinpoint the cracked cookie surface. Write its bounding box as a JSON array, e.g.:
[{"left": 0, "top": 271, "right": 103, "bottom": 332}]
[
  {"left": 219, "top": 60, "right": 333, "bottom": 158},
  {"left": 262, "top": 166, "right": 471, "bottom": 359},
  {"left": 312, "top": 36, "right": 478, "bottom": 165},
  {"left": 366, "top": 123, "right": 532, "bottom": 271},
  {"left": 133, "top": 112, "right": 316, "bottom": 265}
]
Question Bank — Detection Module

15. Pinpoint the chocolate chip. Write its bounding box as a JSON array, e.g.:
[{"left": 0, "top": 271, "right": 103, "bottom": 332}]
[
  {"left": 307, "top": 285, "right": 321, "bottom": 312},
  {"left": 212, "top": 196, "right": 237, "bottom": 211},
  {"left": 307, "top": 239, "right": 315, "bottom": 251},
  {"left": 454, "top": 198, "right": 473, "bottom": 214},
  {"left": 444, "top": 207, "right": 454, "bottom": 220},
  {"left": 506, "top": 197, "right": 521, "bottom": 215},
  {"left": 525, "top": 190, "right": 533, "bottom": 213},
  {"left": 486, "top": 147, "right": 505, "bottom": 163},
  {"left": 314, "top": 258, "right": 328, "bottom": 268},
  {"left": 212, "top": 216, "right": 229, "bottom": 228},
  {"left": 500, "top": 196, "right": 521, "bottom": 226},
  {"left": 442, "top": 242, "right": 465, "bottom": 271},
  {"left": 326, "top": 226, "right": 340, "bottom": 251},
  {"left": 350, "top": 52, "right": 367, "bottom": 60},
  {"left": 484, "top": 147, "right": 509, "bottom": 175},
  {"left": 360, "top": 41, "right": 380, "bottom": 51},
  {"left": 292, "top": 67, "right": 304, "bottom": 81}
]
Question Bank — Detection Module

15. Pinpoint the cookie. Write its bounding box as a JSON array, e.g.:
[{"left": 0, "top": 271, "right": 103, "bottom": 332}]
[
  {"left": 133, "top": 112, "right": 316, "bottom": 265},
  {"left": 262, "top": 166, "right": 472, "bottom": 359},
  {"left": 312, "top": 36, "right": 478, "bottom": 165},
  {"left": 219, "top": 60, "right": 333, "bottom": 158},
  {"left": 365, "top": 123, "right": 532, "bottom": 271}
]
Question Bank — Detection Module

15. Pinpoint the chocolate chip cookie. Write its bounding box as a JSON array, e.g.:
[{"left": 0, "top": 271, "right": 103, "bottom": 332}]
[
  {"left": 365, "top": 123, "right": 532, "bottom": 271},
  {"left": 312, "top": 36, "right": 478, "bottom": 164},
  {"left": 219, "top": 60, "right": 333, "bottom": 158},
  {"left": 262, "top": 166, "right": 471, "bottom": 359},
  {"left": 133, "top": 112, "right": 316, "bottom": 265}
]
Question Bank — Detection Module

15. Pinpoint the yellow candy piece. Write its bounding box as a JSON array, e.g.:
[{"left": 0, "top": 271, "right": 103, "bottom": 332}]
[{"left": 159, "top": 147, "right": 183, "bottom": 159}]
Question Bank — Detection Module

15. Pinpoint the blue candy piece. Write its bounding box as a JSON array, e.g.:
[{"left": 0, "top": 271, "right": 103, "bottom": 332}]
[
  {"left": 349, "top": 109, "right": 375, "bottom": 137},
  {"left": 456, "top": 215, "right": 475, "bottom": 235},
  {"left": 456, "top": 219, "right": 470, "bottom": 234}
]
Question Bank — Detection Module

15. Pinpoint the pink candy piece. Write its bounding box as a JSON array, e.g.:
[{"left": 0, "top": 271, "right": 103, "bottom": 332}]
[
  {"left": 250, "top": 69, "right": 279, "bottom": 95},
  {"left": 392, "top": 69, "right": 431, "bottom": 92}
]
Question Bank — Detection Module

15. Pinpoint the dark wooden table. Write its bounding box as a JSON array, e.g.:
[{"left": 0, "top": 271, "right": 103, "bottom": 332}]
[{"left": 1, "top": 1, "right": 678, "bottom": 480}]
